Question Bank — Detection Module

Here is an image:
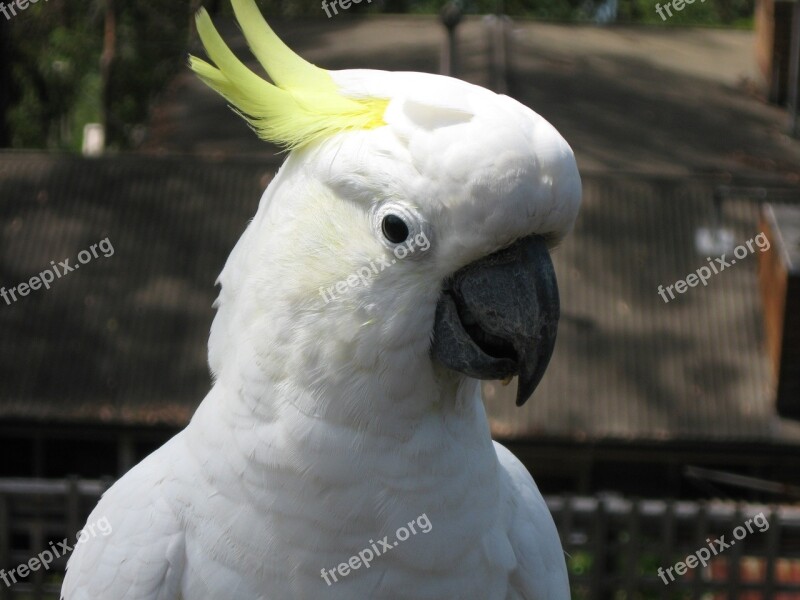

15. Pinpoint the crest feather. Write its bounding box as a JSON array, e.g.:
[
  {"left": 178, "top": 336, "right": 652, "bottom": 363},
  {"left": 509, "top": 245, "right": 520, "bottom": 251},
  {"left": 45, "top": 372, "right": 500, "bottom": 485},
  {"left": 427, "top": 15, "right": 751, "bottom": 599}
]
[{"left": 189, "top": 0, "right": 388, "bottom": 150}]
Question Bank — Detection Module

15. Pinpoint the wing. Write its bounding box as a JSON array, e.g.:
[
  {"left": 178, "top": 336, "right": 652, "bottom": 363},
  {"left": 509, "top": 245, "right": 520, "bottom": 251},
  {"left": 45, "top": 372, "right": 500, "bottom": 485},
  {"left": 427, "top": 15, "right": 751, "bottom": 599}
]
[
  {"left": 494, "top": 442, "right": 570, "bottom": 600},
  {"left": 61, "top": 439, "right": 186, "bottom": 600}
]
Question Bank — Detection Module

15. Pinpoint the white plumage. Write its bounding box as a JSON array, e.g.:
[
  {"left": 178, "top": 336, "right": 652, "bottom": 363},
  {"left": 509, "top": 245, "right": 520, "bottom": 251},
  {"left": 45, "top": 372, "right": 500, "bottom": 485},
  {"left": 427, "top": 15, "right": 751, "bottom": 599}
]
[{"left": 62, "top": 4, "right": 581, "bottom": 598}]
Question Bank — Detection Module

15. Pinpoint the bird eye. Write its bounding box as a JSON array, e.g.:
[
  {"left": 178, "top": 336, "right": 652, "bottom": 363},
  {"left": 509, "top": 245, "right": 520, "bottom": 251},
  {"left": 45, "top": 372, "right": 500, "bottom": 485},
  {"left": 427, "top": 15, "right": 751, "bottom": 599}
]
[
  {"left": 372, "top": 202, "right": 431, "bottom": 258},
  {"left": 381, "top": 214, "right": 410, "bottom": 244}
]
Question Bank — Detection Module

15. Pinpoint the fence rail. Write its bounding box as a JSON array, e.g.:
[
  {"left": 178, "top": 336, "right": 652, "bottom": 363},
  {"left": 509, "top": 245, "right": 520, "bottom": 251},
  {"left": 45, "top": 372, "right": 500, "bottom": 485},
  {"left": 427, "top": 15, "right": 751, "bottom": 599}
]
[
  {"left": 1, "top": 479, "right": 800, "bottom": 599},
  {"left": 548, "top": 494, "right": 800, "bottom": 599},
  {"left": 0, "top": 477, "right": 112, "bottom": 600}
]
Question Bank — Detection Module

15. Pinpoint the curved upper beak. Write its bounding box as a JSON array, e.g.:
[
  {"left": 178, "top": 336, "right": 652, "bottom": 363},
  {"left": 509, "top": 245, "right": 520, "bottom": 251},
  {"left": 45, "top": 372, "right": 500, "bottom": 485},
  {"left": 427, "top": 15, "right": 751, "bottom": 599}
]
[{"left": 430, "top": 234, "right": 559, "bottom": 406}]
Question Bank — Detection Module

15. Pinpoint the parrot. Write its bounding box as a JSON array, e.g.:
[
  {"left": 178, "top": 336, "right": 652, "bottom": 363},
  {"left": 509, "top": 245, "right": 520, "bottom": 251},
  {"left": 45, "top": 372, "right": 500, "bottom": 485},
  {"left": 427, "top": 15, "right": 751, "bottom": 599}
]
[{"left": 61, "top": 0, "right": 581, "bottom": 598}]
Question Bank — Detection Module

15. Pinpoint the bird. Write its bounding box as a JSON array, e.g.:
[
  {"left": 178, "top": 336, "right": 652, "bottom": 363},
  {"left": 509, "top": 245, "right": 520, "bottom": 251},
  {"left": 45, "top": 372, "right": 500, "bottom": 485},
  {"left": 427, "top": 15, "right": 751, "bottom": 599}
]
[{"left": 61, "top": 0, "right": 581, "bottom": 598}]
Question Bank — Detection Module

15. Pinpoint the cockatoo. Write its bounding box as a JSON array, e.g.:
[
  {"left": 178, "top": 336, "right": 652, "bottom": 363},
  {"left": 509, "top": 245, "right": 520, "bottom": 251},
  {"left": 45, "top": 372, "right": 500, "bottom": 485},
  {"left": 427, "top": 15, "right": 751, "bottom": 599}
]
[{"left": 62, "top": 0, "right": 581, "bottom": 598}]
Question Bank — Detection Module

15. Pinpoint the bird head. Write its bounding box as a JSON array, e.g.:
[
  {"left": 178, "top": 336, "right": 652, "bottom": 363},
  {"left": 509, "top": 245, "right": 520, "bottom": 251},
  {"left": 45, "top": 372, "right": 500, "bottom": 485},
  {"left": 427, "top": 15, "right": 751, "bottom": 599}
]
[{"left": 191, "top": 0, "right": 581, "bottom": 419}]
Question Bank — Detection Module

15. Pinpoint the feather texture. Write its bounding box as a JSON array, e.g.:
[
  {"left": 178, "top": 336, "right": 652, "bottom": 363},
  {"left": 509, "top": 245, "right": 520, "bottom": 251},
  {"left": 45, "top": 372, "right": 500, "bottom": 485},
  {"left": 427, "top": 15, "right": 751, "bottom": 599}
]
[
  {"left": 188, "top": 0, "right": 388, "bottom": 149},
  {"left": 62, "top": 2, "right": 581, "bottom": 598}
]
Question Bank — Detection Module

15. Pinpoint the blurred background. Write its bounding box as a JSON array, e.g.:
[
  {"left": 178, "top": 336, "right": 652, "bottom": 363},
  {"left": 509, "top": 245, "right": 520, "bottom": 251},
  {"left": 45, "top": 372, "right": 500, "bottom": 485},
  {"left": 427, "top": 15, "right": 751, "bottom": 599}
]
[{"left": 1, "top": 0, "right": 800, "bottom": 597}]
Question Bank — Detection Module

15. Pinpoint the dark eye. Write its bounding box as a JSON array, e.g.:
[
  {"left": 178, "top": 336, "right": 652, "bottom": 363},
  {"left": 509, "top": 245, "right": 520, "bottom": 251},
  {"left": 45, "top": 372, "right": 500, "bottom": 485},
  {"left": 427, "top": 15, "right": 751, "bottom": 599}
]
[{"left": 381, "top": 214, "right": 410, "bottom": 244}]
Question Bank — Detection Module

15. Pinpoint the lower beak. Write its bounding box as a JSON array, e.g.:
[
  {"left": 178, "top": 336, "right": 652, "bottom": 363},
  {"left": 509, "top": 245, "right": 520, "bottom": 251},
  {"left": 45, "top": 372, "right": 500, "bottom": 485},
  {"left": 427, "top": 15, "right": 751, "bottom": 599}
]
[{"left": 430, "top": 234, "right": 559, "bottom": 406}]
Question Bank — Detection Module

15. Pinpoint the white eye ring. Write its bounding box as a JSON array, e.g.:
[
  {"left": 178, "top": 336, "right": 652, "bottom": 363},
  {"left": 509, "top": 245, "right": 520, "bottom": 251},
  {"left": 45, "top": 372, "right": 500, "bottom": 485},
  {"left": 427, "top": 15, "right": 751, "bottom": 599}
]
[{"left": 371, "top": 202, "right": 431, "bottom": 258}]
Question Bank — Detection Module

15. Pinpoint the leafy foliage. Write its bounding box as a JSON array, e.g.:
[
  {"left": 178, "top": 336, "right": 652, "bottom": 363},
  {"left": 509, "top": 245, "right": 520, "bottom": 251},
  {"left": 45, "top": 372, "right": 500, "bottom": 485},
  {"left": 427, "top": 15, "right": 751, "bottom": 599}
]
[
  {"left": 3, "top": 0, "right": 192, "bottom": 150},
  {"left": 0, "top": 0, "right": 754, "bottom": 151},
  {"left": 4, "top": 1, "right": 102, "bottom": 149}
]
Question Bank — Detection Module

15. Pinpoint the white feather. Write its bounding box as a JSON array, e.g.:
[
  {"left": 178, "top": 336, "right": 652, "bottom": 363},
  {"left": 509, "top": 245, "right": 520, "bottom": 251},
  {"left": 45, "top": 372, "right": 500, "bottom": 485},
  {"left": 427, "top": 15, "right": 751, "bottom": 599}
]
[{"left": 62, "top": 67, "right": 579, "bottom": 600}]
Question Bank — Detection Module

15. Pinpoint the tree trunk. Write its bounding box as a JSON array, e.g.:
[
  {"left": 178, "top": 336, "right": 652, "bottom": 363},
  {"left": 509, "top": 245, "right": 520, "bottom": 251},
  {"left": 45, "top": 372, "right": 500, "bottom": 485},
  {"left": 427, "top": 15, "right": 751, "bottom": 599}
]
[
  {"left": 0, "top": 17, "right": 11, "bottom": 147},
  {"left": 100, "top": 0, "right": 116, "bottom": 147}
]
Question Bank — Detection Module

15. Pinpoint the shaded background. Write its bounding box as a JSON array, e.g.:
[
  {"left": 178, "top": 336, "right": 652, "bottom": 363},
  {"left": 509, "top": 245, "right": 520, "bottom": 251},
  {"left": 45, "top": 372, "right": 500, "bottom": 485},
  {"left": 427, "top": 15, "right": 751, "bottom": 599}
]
[{"left": 1, "top": 0, "right": 800, "bottom": 597}]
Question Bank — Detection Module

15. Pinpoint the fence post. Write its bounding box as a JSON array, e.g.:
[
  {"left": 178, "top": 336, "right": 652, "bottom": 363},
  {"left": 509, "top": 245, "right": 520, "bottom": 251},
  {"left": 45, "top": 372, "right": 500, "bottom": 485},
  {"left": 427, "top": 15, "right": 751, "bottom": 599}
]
[
  {"left": 439, "top": 2, "right": 462, "bottom": 77},
  {"left": 590, "top": 497, "right": 608, "bottom": 599},
  {"left": 622, "top": 498, "right": 640, "bottom": 596},
  {"left": 691, "top": 502, "right": 708, "bottom": 599},
  {"left": 66, "top": 476, "right": 80, "bottom": 544},
  {"left": 659, "top": 500, "right": 676, "bottom": 600},
  {"left": 764, "top": 505, "right": 780, "bottom": 599},
  {"left": 727, "top": 504, "right": 743, "bottom": 599},
  {"left": 31, "top": 517, "right": 44, "bottom": 600},
  {"left": 561, "top": 495, "right": 574, "bottom": 552},
  {"left": 0, "top": 493, "right": 8, "bottom": 600}
]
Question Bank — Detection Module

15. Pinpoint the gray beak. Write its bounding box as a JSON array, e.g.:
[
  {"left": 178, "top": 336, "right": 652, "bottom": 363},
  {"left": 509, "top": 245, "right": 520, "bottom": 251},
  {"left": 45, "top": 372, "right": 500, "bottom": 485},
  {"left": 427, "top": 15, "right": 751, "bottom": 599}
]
[{"left": 431, "top": 235, "right": 559, "bottom": 406}]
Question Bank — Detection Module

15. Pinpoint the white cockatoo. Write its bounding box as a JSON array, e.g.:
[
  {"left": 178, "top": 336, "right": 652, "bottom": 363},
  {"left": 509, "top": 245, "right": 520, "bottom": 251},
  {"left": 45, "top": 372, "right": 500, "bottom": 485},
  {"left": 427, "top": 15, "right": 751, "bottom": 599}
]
[{"left": 62, "top": 1, "right": 581, "bottom": 598}]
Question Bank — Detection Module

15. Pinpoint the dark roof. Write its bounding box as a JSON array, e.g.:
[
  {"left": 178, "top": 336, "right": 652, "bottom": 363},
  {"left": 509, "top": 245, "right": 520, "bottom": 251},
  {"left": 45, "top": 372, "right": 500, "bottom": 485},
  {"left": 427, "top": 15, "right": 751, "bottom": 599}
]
[
  {"left": 0, "top": 152, "right": 278, "bottom": 426},
  {"left": 2, "top": 152, "right": 800, "bottom": 444},
  {"left": 485, "top": 176, "right": 800, "bottom": 444}
]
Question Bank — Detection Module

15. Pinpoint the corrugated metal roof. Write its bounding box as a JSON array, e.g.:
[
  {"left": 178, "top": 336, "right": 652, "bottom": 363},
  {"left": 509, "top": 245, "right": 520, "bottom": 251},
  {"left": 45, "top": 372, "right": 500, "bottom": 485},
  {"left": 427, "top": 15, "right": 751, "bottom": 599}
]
[
  {"left": 485, "top": 176, "right": 800, "bottom": 444},
  {"left": 0, "top": 152, "right": 276, "bottom": 425},
  {"left": 2, "top": 153, "right": 799, "bottom": 444}
]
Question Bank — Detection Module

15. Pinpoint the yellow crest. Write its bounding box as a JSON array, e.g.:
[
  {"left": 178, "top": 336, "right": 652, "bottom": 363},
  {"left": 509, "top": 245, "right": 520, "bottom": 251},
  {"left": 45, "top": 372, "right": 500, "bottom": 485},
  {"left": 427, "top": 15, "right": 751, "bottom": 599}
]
[{"left": 189, "top": 0, "right": 389, "bottom": 150}]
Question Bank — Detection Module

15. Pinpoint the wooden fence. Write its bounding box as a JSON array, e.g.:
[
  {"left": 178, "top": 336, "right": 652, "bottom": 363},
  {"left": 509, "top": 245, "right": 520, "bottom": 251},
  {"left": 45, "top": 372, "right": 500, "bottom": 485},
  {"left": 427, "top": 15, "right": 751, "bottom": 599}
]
[
  {"left": 548, "top": 494, "right": 800, "bottom": 599},
  {"left": 0, "top": 478, "right": 111, "bottom": 600},
  {"left": 1, "top": 479, "right": 800, "bottom": 599}
]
